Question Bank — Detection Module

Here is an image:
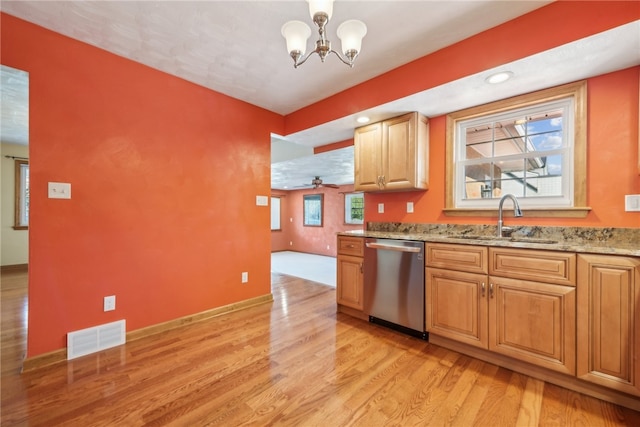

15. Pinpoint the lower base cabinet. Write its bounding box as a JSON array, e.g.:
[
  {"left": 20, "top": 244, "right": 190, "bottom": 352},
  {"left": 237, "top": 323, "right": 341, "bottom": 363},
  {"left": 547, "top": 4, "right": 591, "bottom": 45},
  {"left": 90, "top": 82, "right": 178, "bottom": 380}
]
[
  {"left": 336, "top": 236, "right": 366, "bottom": 319},
  {"left": 577, "top": 254, "right": 640, "bottom": 397},
  {"left": 426, "top": 245, "right": 576, "bottom": 375},
  {"left": 427, "top": 243, "right": 640, "bottom": 409},
  {"left": 426, "top": 268, "right": 576, "bottom": 375},
  {"left": 337, "top": 254, "right": 364, "bottom": 311}
]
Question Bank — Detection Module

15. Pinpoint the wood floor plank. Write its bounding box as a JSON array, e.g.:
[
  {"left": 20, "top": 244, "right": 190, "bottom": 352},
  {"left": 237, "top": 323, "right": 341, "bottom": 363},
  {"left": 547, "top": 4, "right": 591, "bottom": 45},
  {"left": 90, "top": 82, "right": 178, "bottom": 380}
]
[
  {"left": 516, "top": 377, "right": 545, "bottom": 426},
  {"left": 2, "top": 270, "right": 640, "bottom": 426}
]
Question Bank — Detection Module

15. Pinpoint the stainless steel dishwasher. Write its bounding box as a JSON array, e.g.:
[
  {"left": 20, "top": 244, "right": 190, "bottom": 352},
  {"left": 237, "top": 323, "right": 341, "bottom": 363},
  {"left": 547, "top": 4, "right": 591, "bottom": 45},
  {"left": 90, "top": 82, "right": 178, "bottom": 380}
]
[{"left": 364, "top": 238, "right": 426, "bottom": 339}]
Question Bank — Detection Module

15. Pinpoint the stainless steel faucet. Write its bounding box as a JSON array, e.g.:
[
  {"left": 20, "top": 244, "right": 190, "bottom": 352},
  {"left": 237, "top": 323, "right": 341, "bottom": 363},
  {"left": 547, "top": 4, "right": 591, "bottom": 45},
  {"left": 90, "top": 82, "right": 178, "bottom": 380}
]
[{"left": 497, "top": 194, "right": 523, "bottom": 237}]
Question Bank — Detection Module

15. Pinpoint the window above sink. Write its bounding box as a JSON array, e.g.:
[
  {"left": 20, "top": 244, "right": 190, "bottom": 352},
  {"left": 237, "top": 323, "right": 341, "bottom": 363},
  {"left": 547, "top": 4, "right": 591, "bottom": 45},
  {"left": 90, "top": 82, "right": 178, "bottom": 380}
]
[{"left": 445, "top": 81, "right": 590, "bottom": 218}]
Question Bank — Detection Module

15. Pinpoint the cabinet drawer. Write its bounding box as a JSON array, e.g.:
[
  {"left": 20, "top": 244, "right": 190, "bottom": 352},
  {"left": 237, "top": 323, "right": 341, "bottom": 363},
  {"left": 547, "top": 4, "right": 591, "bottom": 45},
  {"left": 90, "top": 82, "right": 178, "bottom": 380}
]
[
  {"left": 490, "top": 248, "right": 576, "bottom": 286},
  {"left": 426, "top": 243, "right": 488, "bottom": 274},
  {"left": 338, "top": 236, "right": 364, "bottom": 257}
]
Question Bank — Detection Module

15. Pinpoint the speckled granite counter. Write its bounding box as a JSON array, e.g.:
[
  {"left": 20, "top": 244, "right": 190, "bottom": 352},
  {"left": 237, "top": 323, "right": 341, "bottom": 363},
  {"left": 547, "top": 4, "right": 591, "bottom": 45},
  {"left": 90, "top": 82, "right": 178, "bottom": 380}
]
[{"left": 338, "top": 223, "right": 640, "bottom": 257}]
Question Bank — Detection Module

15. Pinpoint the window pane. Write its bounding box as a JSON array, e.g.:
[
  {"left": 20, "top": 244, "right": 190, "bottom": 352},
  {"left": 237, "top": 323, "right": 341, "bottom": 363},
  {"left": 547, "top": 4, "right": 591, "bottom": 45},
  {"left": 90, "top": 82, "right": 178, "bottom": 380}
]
[
  {"left": 14, "top": 160, "right": 29, "bottom": 228},
  {"left": 465, "top": 125, "right": 493, "bottom": 159},
  {"left": 456, "top": 98, "right": 573, "bottom": 207},
  {"left": 270, "top": 197, "right": 280, "bottom": 230},
  {"left": 345, "top": 193, "right": 364, "bottom": 224},
  {"left": 464, "top": 162, "right": 494, "bottom": 199},
  {"left": 532, "top": 175, "right": 564, "bottom": 197}
]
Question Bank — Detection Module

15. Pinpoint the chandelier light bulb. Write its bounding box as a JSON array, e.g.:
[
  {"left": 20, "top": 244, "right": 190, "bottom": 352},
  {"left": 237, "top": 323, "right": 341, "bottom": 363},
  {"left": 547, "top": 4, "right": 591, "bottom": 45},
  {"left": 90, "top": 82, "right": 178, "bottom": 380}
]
[
  {"left": 308, "top": 0, "right": 334, "bottom": 21},
  {"left": 281, "top": 20, "right": 312, "bottom": 56},
  {"left": 337, "top": 19, "right": 367, "bottom": 56}
]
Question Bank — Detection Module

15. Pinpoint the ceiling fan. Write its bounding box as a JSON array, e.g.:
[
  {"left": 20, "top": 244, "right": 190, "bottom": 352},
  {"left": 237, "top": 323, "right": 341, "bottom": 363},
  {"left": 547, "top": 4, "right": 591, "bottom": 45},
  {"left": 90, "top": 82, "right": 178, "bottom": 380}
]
[{"left": 297, "top": 176, "right": 340, "bottom": 189}]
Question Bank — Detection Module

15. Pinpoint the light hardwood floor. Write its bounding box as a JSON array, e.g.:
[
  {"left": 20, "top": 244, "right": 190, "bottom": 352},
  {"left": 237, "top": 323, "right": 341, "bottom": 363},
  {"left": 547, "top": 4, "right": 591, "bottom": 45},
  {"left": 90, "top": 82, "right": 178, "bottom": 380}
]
[{"left": 1, "top": 270, "right": 639, "bottom": 426}]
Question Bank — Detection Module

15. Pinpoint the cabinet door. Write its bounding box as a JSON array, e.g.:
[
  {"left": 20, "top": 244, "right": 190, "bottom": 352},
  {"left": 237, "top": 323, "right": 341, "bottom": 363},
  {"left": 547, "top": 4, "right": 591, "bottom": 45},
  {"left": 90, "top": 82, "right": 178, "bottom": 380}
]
[
  {"left": 489, "top": 276, "right": 576, "bottom": 375},
  {"left": 381, "top": 112, "right": 428, "bottom": 191},
  {"left": 354, "top": 122, "right": 382, "bottom": 191},
  {"left": 426, "top": 267, "right": 488, "bottom": 349},
  {"left": 577, "top": 254, "right": 640, "bottom": 396},
  {"left": 337, "top": 255, "right": 364, "bottom": 310}
]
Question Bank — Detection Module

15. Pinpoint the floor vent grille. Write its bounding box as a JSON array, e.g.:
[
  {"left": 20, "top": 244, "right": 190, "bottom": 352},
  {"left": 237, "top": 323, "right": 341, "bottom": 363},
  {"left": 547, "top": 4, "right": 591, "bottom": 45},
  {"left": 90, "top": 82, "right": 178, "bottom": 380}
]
[{"left": 67, "top": 320, "right": 126, "bottom": 360}]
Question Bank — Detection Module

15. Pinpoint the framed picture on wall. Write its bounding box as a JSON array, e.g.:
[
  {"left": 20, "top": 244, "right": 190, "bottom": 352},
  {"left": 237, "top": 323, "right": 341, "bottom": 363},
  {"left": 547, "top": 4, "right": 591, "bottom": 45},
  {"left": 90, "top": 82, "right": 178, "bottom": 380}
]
[
  {"left": 303, "top": 194, "right": 323, "bottom": 227},
  {"left": 345, "top": 192, "right": 364, "bottom": 224}
]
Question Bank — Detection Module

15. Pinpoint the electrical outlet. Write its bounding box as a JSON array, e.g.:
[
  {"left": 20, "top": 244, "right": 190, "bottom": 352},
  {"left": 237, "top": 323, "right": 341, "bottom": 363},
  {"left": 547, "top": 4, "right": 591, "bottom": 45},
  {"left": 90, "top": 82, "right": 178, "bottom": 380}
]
[
  {"left": 378, "top": 203, "right": 384, "bottom": 213},
  {"left": 407, "top": 202, "right": 414, "bottom": 213},
  {"left": 241, "top": 272, "right": 249, "bottom": 283},
  {"left": 625, "top": 194, "right": 640, "bottom": 212},
  {"left": 103, "top": 295, "right": 116, "bottom": 312}
]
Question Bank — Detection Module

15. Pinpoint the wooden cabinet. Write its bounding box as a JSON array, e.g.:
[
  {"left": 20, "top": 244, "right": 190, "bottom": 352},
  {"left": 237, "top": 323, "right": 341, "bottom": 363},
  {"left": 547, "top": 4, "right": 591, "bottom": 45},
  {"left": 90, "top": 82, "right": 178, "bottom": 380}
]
[
  {"left": 489, "top": 275, "right": 576, "bottom": 375},
  {"left": 577, "top": 254, "right": 640, "bottom": 396},
  {"left": 426, "top": 243, "right": 488, "bottom": 347},
  {"left": 426, "top": 244, "right": 576, "bottom": 375},
  {"left": 426, "top": 266, "right": 488, "bottom": 348},
  {"left": 354, "top": 112, "right": 429, "bottom": 192},
  {"left": 336, "top": 236, "right": 365, "bottom": 314}
]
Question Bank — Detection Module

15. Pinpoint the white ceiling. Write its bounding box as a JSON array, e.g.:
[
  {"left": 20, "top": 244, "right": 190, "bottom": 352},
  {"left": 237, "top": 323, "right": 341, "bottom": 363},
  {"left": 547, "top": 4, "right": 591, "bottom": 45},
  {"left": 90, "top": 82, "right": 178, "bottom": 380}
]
[
  {"left": 0, "top": 65, "right": 28, "bottom": 145},
  {"left": 1, "top": 1, "right": 638, "bottom": 190}
]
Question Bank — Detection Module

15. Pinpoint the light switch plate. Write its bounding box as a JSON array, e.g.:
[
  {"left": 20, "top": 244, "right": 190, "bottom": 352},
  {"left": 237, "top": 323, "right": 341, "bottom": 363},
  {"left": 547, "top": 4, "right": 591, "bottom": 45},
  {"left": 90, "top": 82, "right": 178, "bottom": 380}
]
[
  {"left": 48, "top": 182, "right": 71, "bottom": 199},
  {"left": 256, "top": 195, "right": 268, "bottom": 206},
  {"left": 625, "top": 194, "right": 640, "bottom": 212}
]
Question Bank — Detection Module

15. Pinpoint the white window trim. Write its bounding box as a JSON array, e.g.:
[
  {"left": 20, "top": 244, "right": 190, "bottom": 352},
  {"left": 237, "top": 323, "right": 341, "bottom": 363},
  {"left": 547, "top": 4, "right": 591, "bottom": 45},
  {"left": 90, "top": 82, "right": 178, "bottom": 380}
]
[{"left": 454, "top": 98, "right": 575, "bottom": 209}]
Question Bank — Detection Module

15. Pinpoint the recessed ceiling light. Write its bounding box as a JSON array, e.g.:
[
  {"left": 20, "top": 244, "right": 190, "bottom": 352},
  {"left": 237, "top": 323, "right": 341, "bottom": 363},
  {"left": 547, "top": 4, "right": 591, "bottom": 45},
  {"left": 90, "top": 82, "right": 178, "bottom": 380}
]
[
  {"left": 485, "top": 71, "right": 513, "bottom": 84},
  {"left": 356, "top": 116, "right": 370, "bottom": 124}
]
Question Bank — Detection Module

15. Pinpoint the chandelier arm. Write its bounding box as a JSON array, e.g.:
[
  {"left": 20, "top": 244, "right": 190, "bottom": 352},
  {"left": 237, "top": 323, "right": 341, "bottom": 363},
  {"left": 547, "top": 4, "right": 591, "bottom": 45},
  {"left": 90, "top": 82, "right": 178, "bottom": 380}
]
[
  {"left": 328, "top": 49, "right": 354, "bottom": 67},
  {"left": 293, "top": 51, "right": 315, "bottom": 68}
]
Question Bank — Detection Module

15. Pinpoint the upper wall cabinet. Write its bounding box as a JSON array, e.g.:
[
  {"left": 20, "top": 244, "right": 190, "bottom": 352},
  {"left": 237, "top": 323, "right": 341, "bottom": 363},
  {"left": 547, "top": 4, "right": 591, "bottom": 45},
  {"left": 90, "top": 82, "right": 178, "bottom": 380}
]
[{"left": 354, "top": 112, "right": 429, "bottom": 192}]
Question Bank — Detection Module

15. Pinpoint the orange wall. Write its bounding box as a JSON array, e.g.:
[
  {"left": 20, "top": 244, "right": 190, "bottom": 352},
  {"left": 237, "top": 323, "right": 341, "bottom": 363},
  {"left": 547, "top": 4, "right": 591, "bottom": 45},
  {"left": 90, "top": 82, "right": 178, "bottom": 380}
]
[
  {"left": 2, "top": 14, "right": 283, "bottom": 357},
  {"left": 271, "top": 185, "right": 363, "bottom": 256},
  {"left": 362, "top": 67, "right": 640, "bottom": 228}
]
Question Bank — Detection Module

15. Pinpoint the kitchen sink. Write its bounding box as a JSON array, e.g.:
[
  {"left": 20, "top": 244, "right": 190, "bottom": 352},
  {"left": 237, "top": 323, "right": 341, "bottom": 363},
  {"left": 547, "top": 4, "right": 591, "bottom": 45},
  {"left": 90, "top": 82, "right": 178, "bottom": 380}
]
[{"left": 447, "top": 235, "right": 559, "bottom": 244}]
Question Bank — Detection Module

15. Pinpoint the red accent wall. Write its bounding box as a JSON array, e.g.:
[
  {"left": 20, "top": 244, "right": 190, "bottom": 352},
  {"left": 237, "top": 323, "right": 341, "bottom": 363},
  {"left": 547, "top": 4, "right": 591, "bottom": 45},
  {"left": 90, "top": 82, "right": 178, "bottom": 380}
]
[
  {"left": 2, "top": 13, "right": 283, "bottom": 357},
  {"left": 271, "top": 185, "right": 363, "bottom": 256}
]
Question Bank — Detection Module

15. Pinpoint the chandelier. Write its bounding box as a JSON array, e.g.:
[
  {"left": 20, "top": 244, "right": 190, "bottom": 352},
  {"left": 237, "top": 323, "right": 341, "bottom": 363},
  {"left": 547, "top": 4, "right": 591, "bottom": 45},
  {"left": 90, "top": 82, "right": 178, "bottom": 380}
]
[{"left": 281, "top": 0, "right": 367, "bottom": 68}]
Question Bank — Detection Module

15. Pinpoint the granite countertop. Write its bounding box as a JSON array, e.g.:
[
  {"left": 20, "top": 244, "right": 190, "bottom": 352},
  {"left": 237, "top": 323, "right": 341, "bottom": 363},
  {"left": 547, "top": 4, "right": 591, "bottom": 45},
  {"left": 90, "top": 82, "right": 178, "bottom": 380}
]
[{"left": 339, "top": 223, "right": 640, "bottom": 257}]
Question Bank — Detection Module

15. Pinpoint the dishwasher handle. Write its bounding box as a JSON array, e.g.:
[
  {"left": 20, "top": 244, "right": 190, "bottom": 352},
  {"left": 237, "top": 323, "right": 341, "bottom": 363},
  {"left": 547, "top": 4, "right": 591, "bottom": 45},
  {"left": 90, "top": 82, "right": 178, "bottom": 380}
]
[{"left": 365, "top": 242, "right": 421, "bottom": 253}]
